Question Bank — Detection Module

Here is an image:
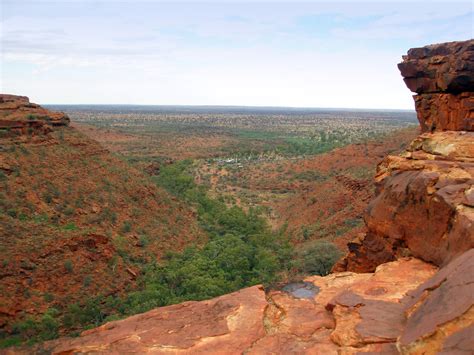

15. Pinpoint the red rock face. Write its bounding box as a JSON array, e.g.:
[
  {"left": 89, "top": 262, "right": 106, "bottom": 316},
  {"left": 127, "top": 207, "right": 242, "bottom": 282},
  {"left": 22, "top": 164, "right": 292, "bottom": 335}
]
[
  {"left": 337, "top": 40, "right": 474, "bottom": 272},
  {"left": 336, "top": 132, "right": 474, "bottom": 271},
  {"left": 398, "top": 39, "right": 474, "bottom": 132},
  {"left": 398, "top": 40, "right": 474, "bottom": 94},
  {"left": 399, "top": 249, "right": 474, "bottom": 354},
  {"left": 333, "top": 40, "right": 474, "bottom": 354},
  {"left": 414, "top": 92, "right": 474, "bottom": 131}
]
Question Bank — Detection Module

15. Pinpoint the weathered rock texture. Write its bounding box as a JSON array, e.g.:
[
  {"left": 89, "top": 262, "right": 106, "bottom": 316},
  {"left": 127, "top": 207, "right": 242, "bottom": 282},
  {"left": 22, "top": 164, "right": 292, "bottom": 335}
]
[
  {"left": 413, "top": 92, "right": 474, "bottom": 131},
  {"left": 399, "top": 249, "right": 474, "bottom": 354},
  {"left": 398, "top": 39, "right": 474, "bottom": 132},
  {"left": 333, "top": 39, "right": 474, "bottom": 354},
  {"left": 0, "top": 94, "right": 69, "bottom": 137},
  {"left": 4, "top": 258, "right": 438, "bottom": 354},
  {"left": 338, "top": 40, "right": 474, "bottom": 272},
  {"left": 6, "top": 254, "right": 473, "bottom": 354},
  {"left": 338, "top": 130, "right": 474, "bottom": 271}
]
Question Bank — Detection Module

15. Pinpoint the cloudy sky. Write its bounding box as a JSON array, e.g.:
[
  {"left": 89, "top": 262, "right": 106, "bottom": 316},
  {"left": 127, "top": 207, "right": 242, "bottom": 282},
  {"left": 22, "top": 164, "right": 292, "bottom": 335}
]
[{"left": 1, "top": 1, "right": 472, "bottom": 108}]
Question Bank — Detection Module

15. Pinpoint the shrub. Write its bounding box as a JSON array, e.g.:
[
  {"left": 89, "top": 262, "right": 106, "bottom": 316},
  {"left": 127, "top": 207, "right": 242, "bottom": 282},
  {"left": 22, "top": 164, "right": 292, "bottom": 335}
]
[
  {"left": 64, "top": 260, "right": 74, "bottom": 273},
  {"left": 83, "top": 275, "right": 92, "bottom": 288},
  {"left": 6, "top": 209, "right": 17, "bottom": 218},
  {"left": 137, "top": 235, "right": 149, "bottom": 247},
  {"left": 63, "top": 223, "right": 78, "bottom": 231},
  {"left": 43, "top": 293, "right": 54, "bottom": 302},
  {"left": 11, "top": 308, "right": 59, "bottom": 342},
  {"left": 294, "top": 241, "right": 342, "bottom": 276},
  {"left": 121, "top": 220, "right": 132, "bottom": 233}
]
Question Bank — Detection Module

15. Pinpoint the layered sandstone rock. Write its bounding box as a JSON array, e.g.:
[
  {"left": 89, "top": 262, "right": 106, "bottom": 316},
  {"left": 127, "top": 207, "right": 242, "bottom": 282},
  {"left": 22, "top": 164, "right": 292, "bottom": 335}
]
[
  {"left": 6, "top": 255, "right": 472, "bottom": 354},
  {"left": 337, "top": 40, "right": 474, "bottom": 272},
  {"left": 332, "top": 39, "right": 474, "bottom": 355},
  {"left": 398, "top": 39, "right": 474, "bottom": 132},
  {"left": 413, "top": 92, "right": 474, "bottom": 131},
  {"left": 336, "top": 131, "right": 474, "bottom": 272},
  {"left": 398, "top": 40, "right": 474, "bottom": 94},
  {"left": 0, "top": 94, "right": 69, "bottom": 137}
]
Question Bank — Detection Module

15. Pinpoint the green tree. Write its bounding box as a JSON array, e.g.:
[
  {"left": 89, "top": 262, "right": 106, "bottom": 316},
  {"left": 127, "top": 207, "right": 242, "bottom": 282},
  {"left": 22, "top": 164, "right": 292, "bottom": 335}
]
[{"left": 294, "top": 241, "right": 341, "bottom": 276}]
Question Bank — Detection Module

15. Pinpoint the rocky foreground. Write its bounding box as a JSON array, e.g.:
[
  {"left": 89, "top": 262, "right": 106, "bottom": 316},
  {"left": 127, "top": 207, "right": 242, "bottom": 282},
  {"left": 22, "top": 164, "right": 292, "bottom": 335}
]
[
  {"left": 0, "top": 258, "right": 444, "bottom": 354},
  {"left": 3, "top": 40, "right": 474, "bottom": 354}
]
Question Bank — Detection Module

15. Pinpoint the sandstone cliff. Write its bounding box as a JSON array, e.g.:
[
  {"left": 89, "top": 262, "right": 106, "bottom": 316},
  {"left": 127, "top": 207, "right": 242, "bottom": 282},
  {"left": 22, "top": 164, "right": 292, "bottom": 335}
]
[
  {"left": 3, "top": 40, "right": 474, "bottom": 354},
  {"left": 337, "top": 40, "right": 474, "bottom": 272}
]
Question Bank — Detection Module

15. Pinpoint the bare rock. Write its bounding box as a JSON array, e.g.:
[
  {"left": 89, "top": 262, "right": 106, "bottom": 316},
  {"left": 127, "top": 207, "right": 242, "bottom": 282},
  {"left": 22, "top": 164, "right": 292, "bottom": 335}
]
[
  {"left": 398, "top": 249, "right": 474, "bottom": 354},
  {"left": 5, "top": 259, "right": 437, "bottom": 354},
  {"left": 398, "top": 39, "right": 474, "bottom": 132},
  {"left": 414, "top": 92, "right": 474, "bottom": 132},
  {"left": 0, "top": 94, "right": 69, "bottom": 137},
  {"left": 339, "top": 132, "right": 474, "bottom": 270},
  {"left": 398, "top": 40, "right": 474, "bottom": 94}
]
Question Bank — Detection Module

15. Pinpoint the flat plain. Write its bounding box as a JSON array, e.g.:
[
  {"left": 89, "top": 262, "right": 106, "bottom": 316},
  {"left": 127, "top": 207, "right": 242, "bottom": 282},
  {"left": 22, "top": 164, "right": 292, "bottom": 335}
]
[{"left": 54, "top": 105, "right": 418, "bottom": 246}]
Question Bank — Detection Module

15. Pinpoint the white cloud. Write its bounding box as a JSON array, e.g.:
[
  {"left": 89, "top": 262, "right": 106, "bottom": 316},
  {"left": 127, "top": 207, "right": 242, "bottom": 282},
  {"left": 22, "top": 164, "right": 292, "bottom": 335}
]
[{"left": 1, "top": 1, "right": 472, "bottom": 107}]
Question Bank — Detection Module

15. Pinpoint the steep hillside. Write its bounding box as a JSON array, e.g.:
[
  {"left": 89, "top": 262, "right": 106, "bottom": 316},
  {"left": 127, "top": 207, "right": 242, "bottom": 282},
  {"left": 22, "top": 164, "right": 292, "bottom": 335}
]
[
  {"left": 8, "top": 39, "right": 473, "bottom": 355},
  {"left": 0, "top": 95, "right": 204, "bottom": 335}
]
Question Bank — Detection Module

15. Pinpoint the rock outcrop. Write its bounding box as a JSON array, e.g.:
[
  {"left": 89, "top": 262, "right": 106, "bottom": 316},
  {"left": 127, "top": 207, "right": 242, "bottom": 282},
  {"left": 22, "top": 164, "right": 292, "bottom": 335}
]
[
  {"left": 8, "top": 253, "right": 473, "bottom": 354},
  {"left": 332, "top": 39, "right": 474, "bottom": 354},
  {"left": 398, "top": 40, "right": 474, "bottom": 131},
  {"left": 0, "top": 94, "right": 69, "bottom": 137},
  {"left": 338, "top": 40, "right": 474, "bottom": 272}
]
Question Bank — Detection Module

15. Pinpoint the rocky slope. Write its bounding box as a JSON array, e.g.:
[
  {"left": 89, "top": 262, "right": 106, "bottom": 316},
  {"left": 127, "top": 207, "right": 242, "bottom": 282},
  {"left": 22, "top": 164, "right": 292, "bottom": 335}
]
[
  {"left": 3, "top": 40, "right": 474, "bottom": 354},
  {"left": 0, "top": 95, "right": 204, "bottom": 333}
]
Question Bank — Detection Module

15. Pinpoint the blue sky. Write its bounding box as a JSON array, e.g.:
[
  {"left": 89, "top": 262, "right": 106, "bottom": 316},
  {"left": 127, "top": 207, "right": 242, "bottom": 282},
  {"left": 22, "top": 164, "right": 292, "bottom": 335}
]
[{"left": 1, "top": 1, "right": 473, "bottom": 108}]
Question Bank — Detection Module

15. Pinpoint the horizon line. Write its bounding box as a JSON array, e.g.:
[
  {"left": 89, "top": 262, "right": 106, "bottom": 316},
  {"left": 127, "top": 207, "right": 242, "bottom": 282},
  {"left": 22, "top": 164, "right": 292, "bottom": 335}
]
[{"left": 44, "top": 103, "right": 416, "bottom": 112}]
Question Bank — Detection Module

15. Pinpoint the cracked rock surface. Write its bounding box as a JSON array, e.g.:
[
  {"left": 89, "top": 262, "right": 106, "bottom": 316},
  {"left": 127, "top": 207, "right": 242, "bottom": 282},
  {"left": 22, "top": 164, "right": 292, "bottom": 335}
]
[{"left": 4, "top": 258, "right": 438, "bottom": 354}]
